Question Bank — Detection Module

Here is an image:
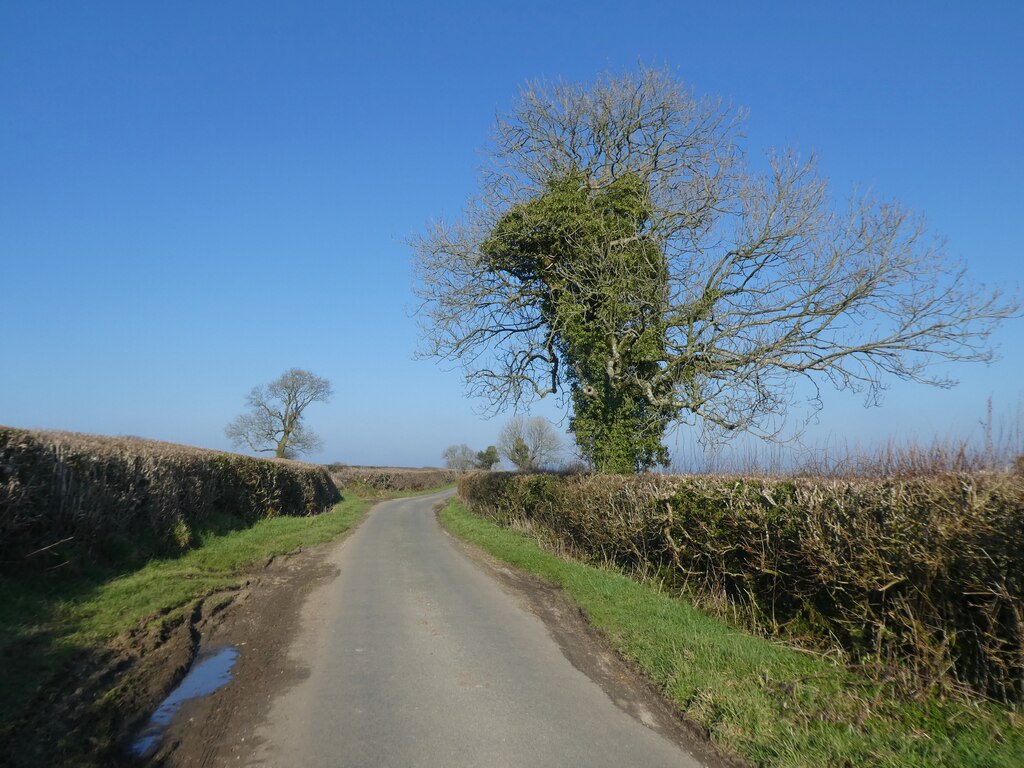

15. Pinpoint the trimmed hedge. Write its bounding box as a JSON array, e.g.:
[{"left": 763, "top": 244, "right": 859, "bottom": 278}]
[
  {"left": 459, "top": 471, "right": 1024, "bottom": 703},
  {"left": 0, "top": 427, "right": 339, "bottom": 573},
  {"left": 329, "top": 466, "right": 460, "bottom": 492}
]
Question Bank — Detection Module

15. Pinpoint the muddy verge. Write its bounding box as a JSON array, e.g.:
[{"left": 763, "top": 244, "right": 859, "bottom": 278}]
[
  {"left": 438, "top": 505, "right": 748, "bottom": 768},
  {"left": 4, "top": 496, "right": 740, "bottom": 768},
  {"left": 151, "top": 548, "right": 341, "bottom": 768},
  {"left": 0, "top": 540, "right": 346, "bottom": 768}
]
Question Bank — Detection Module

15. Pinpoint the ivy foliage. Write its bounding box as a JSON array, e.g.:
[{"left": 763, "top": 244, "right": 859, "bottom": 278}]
[{"left": 482, "top": 172, "right": 676, "bottom": 472}]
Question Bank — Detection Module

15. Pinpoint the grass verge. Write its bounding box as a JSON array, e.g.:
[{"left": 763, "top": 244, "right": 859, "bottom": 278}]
[
  {"left": 440, "top": 498, "right": 1024, "bottom": 768},
  {"left": 0, "top": 495, "right": 370, "bottom": 730}
]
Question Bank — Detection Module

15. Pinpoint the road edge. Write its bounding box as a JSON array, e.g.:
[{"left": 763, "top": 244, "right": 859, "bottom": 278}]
[{"left": 435, "top": 498, "right": 747, "bottom": 768}]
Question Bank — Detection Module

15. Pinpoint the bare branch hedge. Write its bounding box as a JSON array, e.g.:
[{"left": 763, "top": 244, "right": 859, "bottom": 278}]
[
  {"left": 0, "top": 427, "right": 339, "bottom": 573},
  {"left": 459, "top": 471, "right": 1024, "bottom": 703},
  {"left": 329, "top": 466, "right": 460, "bottom": 492}
]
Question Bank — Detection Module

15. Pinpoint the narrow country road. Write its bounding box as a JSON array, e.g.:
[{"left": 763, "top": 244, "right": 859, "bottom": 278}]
[{"left": 245, "top": 490, "right": 707, "bottom": 768}]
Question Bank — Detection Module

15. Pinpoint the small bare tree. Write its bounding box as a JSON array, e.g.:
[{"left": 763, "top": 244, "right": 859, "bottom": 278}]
[
  {"left": 498, "top": 416, "right": 563, "bottom": 471},
  {"left": 226, "top": 368, "right": 332, "bottom": 459},
  {"left": 413, "top": 65, "right": 1019, "bottom": 472},
  {"left": 442, "top": 443, "right": 477, "bottom": 470}
]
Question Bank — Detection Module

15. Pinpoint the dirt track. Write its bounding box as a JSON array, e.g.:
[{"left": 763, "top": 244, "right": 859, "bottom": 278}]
[{"left": 146, "top": 536, "right": 348, "bottom": 766}]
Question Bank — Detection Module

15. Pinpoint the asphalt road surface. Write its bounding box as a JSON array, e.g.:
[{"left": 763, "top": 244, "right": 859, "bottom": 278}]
[{"left": 246, "top": 490, "right": 707, "bottom": 768}]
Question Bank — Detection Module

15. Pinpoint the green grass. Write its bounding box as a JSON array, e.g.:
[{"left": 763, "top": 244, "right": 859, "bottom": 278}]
[
  {"left": 0, "top": 496, "right": 370, "bottom": 726},
  {"left": 75, "top": 497, "right": 368, "bottom": 640},
  {"left": 440, "top": 499, "right": 1024, "bottom": 768}
]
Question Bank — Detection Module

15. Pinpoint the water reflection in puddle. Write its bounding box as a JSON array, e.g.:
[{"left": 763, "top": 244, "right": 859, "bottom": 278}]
[{"left": 132, "top": 646, "right": 239, "bottom": 757}]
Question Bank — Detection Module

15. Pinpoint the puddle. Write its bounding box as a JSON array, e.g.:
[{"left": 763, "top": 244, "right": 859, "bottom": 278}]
[{"left": 131, "top": 646, "right": 239, "bottom": 757}]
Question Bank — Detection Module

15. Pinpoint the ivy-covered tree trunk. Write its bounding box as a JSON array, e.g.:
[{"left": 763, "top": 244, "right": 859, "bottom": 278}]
[
  {"left": 570, "top": 385, "right": 669, "bottom": 473},
  {"left": 483, "top": 172, "right": 675, "bottom": 472}
]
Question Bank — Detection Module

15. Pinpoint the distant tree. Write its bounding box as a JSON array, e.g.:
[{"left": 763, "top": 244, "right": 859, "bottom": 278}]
[
  {"left": 225, "top": 368, "right": 332, "bottom": 459},
  {"left": 498, "top": 416, "right": 562, "bottom": 471},
  {"left": 442, "top": 443, "right": 477, "bottom": 470},
  {"left": 558, "top": 459, "right": 591, "bottom": 475},
  {"left": 475, "top": 445, "right": 500, "bottom": 470}
]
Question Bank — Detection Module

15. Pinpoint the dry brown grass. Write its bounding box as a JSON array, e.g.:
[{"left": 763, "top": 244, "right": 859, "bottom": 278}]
[{"left": 0, "top": 426, "right": 338, "bottom": 573}]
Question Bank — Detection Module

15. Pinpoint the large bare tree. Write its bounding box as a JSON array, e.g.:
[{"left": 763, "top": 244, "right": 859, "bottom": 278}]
[
  {"left": 226, "top": 368, "right": 333, "bottom": 459},
  {"left": 412, "top": 66, "right": 1018, "bottom": 472}
]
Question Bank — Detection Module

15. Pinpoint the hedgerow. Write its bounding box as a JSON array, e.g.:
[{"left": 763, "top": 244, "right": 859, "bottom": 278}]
[
  {"left": 329, "top": 465, "right": 460, "bottom": 492},
  {"left": 0, "top": 427, "right": 338, "bottom": 573},
  {"left": 459, "top": 470, "right": 1024, "bottom": 703}
]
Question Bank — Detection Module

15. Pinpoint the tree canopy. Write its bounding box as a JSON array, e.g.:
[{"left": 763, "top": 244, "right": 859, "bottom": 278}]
[
  {"left": 475, "top": 445, "right": 500, "bottom": 470},
  {"left": 413, "top": 66, "right": 1018, "bottom": 472},
  {"left": 442, "top": 443, "right": 477, "bottom": 470},
  {"left": 225, "top": 368, "right": 332, "bottom": 459},
  {"left": 497, "top": 416, "right": 563, "bottom": 471}
]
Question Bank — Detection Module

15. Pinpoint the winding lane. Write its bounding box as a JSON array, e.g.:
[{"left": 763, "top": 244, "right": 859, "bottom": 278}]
[{"left": 247, "top": 489, "right": 706, "bottom": 768}]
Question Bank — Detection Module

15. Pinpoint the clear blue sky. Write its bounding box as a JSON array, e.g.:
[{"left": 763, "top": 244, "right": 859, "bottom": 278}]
[{"left": 2, "top": 1, "right": 1022, "bottom": 467}]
